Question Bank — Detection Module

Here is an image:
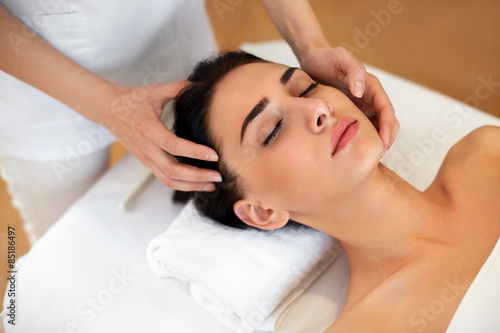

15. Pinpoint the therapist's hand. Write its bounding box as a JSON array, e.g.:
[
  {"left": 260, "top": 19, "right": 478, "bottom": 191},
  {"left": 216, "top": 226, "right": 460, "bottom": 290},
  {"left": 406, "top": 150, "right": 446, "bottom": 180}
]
[
  {"left": 299, "top": 46, "right": 399, "bottom": 156},
  {"left": 102, "top": 81, "right": 221, "bottom": 192}
]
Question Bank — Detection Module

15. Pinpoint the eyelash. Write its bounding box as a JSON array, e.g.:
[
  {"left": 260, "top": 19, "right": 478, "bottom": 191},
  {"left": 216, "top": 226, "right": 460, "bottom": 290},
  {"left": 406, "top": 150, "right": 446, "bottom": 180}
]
[
  {"left": 299, "top": 82, "right": 318, "bottom": 97},
  {"left": 262, "top": 82, "right": 318, "bottom": 147},
  {"left": 263, "top": 119, "right": 283, "bottom": 147}
]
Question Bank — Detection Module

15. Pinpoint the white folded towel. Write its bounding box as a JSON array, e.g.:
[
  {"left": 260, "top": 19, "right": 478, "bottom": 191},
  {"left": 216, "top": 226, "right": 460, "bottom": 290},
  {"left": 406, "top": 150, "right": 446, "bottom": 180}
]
[{"left": 146, "top": 201, "right": 342, "bottom": 333}]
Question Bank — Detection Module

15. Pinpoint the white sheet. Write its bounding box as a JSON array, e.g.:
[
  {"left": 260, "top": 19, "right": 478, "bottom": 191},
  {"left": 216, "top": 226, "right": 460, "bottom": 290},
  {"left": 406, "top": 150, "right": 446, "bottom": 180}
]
[
  {"left": 2, "top": 40, "right": 500, "bottom": 333},
  {"left": 446, "top": 237, "right": 500, "bottom": 332}
]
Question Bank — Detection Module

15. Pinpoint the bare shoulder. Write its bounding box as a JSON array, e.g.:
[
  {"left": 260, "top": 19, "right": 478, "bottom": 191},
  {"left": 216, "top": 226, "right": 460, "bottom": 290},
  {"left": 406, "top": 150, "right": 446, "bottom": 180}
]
[
  {"left": 434, "top": 125, "right": 500, "bottom": 234},
  {"left": 437, "top": 125, "right": 500, "bottom": 185},
  {"left": 451, "top": 125, "right": 500, "bottom": 155}
]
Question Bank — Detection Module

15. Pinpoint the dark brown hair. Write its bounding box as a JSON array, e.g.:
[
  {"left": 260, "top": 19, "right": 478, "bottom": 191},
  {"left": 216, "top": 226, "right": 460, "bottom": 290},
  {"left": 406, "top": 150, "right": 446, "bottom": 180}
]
[{"left": 173, "top": 51, "right": 269, "bottom": 228}]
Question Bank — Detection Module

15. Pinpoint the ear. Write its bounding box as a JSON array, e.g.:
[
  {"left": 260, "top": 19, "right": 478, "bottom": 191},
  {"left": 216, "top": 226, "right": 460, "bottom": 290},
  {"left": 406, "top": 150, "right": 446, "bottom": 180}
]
[{"left": 233, "top": 199, "right": 290, "bottom": 230}]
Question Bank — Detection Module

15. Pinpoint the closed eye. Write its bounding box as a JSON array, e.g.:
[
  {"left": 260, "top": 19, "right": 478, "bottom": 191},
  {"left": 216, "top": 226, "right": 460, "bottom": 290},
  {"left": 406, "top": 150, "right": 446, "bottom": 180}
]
[
  {"left": 299, "top": 82, "right": 318, "bottom": 97},
  {"left": 263, "top": 119, "right": 283, "bottom": 147}
]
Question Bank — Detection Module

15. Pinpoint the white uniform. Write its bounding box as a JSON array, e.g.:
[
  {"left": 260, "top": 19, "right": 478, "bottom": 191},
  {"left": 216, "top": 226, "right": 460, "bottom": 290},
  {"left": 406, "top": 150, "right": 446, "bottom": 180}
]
[{"left": 0, "top": 0, "right": 216, "bottom": 243}]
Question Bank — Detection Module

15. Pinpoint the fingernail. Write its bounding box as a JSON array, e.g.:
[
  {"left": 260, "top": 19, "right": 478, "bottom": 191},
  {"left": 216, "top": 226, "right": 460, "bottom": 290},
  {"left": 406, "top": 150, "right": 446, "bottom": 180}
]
[
  {"left": 206, "top": 153, "right": 219, "bottom": 161},
  {"left": 209, "top": 175, "right": 222, "bottom": 182},
  {"left": 382, "top": 147, "right": 388, "bottom": 158},
  {"left": 353, "top": 82, "right": 364, "bottom": 98},
  {"left": 204, "top": 184, "right": 215, "bottom": 192}
]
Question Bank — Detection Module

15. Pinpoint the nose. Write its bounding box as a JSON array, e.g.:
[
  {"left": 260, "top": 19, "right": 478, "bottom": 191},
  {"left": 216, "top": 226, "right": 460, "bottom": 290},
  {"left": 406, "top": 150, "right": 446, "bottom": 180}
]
[{"left": 297, "top": 98, "right": 333, "bottom": 134}]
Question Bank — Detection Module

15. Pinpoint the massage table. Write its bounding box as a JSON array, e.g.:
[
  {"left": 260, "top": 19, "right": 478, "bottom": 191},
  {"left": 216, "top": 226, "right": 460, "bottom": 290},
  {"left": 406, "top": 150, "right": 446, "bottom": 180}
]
[{"left": 2, "top": 40, "right": 500, "bottom": 333}]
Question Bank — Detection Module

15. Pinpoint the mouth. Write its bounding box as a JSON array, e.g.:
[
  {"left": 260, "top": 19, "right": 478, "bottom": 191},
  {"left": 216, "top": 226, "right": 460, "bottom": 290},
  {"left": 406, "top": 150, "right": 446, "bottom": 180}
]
[{"left": 331, "top": 117, "right": 358, "bottom": 156}]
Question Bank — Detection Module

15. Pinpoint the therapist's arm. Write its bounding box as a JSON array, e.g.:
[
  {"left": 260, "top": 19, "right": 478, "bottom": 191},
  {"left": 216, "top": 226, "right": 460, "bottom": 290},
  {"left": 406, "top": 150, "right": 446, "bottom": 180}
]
[
  {"left": 0, "top": 4, "right": 220, "bottom": 191},
  {"left": 259, "top": 0, "right": 399, "bottom": 154}
]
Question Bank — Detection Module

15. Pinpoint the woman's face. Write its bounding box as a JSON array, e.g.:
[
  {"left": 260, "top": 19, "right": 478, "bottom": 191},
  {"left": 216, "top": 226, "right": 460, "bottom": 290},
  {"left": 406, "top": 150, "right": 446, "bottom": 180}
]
[{"left": 209, "top": 62, "right": 383, "bottom": 224}]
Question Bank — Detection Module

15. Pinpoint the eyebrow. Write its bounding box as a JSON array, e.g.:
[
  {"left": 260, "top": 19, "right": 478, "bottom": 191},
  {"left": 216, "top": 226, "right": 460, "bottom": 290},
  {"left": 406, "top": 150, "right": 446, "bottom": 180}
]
[
  {"left": 240, "top": 67, "right": 298, "bottom": 144},
  {"left": 280, "top": 67, "right": 298, "bottom": 85},
  {"left": 240, "top": 97, "right": 270, "bottom": 143}
]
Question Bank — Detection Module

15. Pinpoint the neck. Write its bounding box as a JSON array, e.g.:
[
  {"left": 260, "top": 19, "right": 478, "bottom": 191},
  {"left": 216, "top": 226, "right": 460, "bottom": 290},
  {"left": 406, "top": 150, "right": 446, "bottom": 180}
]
[{"left": 313, "top": 164, "right": 449, "bottom": 276}]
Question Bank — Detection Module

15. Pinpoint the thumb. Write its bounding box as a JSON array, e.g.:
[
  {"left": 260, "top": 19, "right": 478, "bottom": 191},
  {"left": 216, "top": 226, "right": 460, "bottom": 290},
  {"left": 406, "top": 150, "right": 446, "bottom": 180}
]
[
  {"left": 338, "top": 48, "right": 367, "bottom": 98},
  {"left": 154, "top": 80, "right": 191, "bottom": 103},
  {"left": 346, "top": 64, "right": 366, "bottom": 98}
]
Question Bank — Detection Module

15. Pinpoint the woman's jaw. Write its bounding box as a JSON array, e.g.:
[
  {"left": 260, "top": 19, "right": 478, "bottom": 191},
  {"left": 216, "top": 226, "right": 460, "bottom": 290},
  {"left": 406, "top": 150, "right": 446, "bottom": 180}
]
[{"left": 208, "top": 61, "right": 385, "bottom": 232}]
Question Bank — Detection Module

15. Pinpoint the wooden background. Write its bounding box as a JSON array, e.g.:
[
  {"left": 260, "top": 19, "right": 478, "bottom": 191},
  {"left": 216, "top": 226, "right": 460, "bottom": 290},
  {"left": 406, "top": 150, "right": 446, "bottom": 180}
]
[{"left": 1, "top": 0, "right": 499, "bottom": 305}]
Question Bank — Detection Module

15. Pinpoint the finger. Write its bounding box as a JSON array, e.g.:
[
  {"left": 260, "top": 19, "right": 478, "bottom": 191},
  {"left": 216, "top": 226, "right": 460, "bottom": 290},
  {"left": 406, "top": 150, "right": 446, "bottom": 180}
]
[
  {"left": 363, "top": 75, "right": 396, "bottom": 140},
  {"left": 147, "top": 120, "right": 219, "bottom": 161},
  {"left": 148, "top": 161, "right": 218, "bottom": 192},
  {"left": 388, "top": 117, "right": 400, "bottom": 151},
  {"left": 135, "top": 115, "right": 219, "bottom": 161},
  {"left": 377, "top": 106, "right": 395, "bottom": 154},
  {"left": 338, "top": 48, "right": 367, "bottom": 98},
  {"left": 156, "top": 153, "right": 222, "bottom": 183},
  {"left": 162, "top": 80, "right": 191, "bottom": 96},
  {"left": 154, "top": 80, "right": 192, "bottom": 103},
  {"left": 130, "top": 143, "right": 221, "bottom": 188}
]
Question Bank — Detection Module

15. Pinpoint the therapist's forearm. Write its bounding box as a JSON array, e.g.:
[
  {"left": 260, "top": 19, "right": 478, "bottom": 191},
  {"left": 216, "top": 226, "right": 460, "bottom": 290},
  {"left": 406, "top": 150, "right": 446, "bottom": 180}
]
[
  {"left": 258, "top": 0, "right": 330, "bottom": 58},
  {"left": 0, "top": 4, "right": 117, "bottom": 123}
]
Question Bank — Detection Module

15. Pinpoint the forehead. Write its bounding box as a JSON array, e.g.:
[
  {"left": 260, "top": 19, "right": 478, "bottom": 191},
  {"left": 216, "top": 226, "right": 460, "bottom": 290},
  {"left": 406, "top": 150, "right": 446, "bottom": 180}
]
[
  {"left": 208, "top": 62, "right": 288, "bottom": 147},
  {"left": 219, "top": 61, "right": 287, "bottom": 90},
  {"left": 212, "top": 61, "right": 288, "bottom": 111}
]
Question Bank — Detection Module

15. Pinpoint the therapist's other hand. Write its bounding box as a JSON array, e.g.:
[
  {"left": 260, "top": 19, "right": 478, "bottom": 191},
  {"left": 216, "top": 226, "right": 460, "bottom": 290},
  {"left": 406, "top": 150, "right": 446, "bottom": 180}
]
[
  {"left": 103, "top": 81, "right": 221, "bottom": 192},
  {"left": 298, "top": 46, "right": 399, "bottom": 156}
]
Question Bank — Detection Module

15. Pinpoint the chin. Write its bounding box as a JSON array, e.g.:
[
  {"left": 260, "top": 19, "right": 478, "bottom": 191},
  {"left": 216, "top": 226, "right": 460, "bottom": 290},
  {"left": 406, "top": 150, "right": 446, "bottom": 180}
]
[{"left": 347, "top": 125, "right": 384, "bottom": 182}]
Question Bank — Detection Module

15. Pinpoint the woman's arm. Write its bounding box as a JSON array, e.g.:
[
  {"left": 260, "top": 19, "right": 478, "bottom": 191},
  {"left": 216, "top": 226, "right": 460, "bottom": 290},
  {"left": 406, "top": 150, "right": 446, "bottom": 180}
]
[
  {"left": 0, "top": 4, "right": 220, "bottom": 191},
  {"left": 257, "top": 0, "right": 330, "bottom": 61},
  {"left": 259, "top": 0, "right": 399, "bottom": 154}
]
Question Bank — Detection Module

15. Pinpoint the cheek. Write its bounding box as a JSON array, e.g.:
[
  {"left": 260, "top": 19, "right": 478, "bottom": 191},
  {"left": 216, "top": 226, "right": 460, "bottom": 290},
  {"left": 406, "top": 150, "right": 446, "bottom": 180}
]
[{"left": 241, "top": 137, "right": 330, "bottom": 211}]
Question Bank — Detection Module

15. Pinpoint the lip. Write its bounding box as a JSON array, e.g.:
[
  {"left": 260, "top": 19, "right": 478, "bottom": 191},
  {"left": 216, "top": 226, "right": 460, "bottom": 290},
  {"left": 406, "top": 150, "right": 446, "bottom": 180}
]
[{"left": 331, "top": 117, "right": 358, "bottom": 155}]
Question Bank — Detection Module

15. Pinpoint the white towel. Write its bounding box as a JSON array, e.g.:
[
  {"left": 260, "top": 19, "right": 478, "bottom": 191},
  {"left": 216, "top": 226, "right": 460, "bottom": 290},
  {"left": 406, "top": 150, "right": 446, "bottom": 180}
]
[{"left": 147, "top": 201, "right": 342, "bottom": 333}]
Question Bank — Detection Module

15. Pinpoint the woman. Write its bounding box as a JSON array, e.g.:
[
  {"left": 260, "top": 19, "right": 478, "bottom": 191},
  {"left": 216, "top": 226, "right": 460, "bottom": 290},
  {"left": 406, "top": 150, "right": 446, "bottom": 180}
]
[{"left": 173, "top": 51, "right": 500, "bottom": 332}]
